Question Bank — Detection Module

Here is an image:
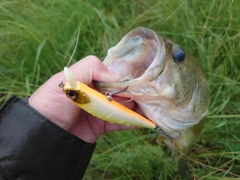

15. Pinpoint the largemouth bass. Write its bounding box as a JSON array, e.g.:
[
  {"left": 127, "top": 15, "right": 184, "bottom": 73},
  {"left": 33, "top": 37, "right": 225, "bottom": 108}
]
[{"left": 94, "top": 27, "right": 210, "bottom": 154}]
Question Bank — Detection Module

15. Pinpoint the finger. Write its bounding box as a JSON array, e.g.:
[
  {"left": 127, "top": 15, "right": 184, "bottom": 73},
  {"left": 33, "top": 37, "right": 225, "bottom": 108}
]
[
  {"left": 69, "top": 55, "right": 119, "bottom": 85},
  {"left": 104, "top": 122, "right": 138, "bottom": 132}
]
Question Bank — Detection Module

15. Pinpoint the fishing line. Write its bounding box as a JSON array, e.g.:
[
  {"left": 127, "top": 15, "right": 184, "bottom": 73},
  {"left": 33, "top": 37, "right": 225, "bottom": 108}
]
[
  {"left": 67, "top": 27, "right": 81, "bottom": 68},
  {"left": 58, "top": 27, "right": 81, "bottom": 88}
]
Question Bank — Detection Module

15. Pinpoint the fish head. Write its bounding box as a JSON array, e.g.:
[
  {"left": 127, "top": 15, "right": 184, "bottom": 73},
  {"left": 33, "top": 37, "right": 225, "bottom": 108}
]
[{"left": 94, "top": 27, "right": 210, "bottom": 149}]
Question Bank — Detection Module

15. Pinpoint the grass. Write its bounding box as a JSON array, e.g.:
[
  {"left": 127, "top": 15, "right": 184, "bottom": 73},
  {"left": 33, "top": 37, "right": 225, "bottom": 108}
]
[{"left": 1, "top": 0, "right": 240, "bottom": 179}]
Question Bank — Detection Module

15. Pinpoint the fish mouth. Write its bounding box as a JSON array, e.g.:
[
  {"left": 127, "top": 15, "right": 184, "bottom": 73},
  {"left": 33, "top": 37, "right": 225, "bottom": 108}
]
[{"left": 94, "top": 27, "right": 166, "bottom": 92}]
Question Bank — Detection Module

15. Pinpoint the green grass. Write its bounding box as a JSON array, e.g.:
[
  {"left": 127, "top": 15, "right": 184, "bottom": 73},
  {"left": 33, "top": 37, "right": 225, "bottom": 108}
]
[{"left": 1, "top": 0, "right": 240, "bottom": 179}]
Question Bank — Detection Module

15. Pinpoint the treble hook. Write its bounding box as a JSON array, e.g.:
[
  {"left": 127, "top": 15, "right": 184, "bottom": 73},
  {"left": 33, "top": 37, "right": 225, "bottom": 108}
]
[
  {"left": 155, "top": 126, "right": 181, "bottom": 140},
  {"left": 105, "top": 86, "right": 129, "bottom": 101},
  {"left": 123, "top": 92, "right": 133, "bottom": 104},
  {"left": 105, "top": 79, "right": 133, "bottom": 103}
]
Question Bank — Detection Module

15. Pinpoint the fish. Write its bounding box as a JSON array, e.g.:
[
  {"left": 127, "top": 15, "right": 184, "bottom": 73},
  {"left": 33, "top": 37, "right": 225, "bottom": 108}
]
[{"left": 93, "top": 27, "right": 210, "bottom": 154}]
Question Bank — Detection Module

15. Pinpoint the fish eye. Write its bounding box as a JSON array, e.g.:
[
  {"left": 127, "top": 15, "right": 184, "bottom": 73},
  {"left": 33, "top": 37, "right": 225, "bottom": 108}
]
[
  {"left": 66, "top": 90, "right": 78, "bottom": 100},
  {"left": 172, "top": 47, "right": 185, "bottom": 62}
]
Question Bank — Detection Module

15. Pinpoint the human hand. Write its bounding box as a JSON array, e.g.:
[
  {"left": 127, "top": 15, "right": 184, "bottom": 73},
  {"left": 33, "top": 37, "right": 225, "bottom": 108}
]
[{"left": 29, "top": 56, "right": 140, "bottom": 143}]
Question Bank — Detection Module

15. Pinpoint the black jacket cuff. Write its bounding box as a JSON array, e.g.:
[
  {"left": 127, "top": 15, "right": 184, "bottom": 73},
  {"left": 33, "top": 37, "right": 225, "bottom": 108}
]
[{"left": 0, "top": 96, "right": 96, "bottom": 180}]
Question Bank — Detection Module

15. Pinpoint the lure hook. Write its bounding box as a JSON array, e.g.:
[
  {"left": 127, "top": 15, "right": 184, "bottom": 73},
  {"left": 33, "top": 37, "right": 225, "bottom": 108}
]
[
  {"left": 105, "top": 86, "right": 129, "bottom": 101},
  {"left": 105, "top": 79, "right": 134, "bottom": 103},
  {"left": 155, "top": 126, "right": 181, "bottom": 140},
  {"left": 123, "top": 91, "right": 133, "bottom": 104}
]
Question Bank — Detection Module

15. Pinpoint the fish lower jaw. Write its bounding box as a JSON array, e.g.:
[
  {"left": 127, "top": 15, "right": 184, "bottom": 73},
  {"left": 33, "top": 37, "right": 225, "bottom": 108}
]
[
  {"left": 141, "top": 105, "right": 201, "bottom": 134},
  {"left": 156, "top": 116, "right": 201, "bottom": 134}
]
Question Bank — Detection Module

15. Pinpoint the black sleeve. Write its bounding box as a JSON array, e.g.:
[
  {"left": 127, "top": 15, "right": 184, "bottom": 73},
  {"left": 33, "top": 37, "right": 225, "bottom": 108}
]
[{"left": 0, "top": 96, "right": 96, "bottom": 180}]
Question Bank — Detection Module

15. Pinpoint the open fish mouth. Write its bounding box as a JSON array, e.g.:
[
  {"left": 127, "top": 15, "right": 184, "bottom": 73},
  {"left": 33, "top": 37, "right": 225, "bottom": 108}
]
[
  {"left": 94, "top": 27, "right": 210, "bottom": 135},
  {"left": 94, "top": 27, "right": 166, "bottom": 90}
]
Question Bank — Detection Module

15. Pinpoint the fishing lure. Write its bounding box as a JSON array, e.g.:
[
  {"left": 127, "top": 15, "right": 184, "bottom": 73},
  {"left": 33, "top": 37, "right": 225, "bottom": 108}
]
[{"left": 61, "top": 67, "right": 157, "bottom": 129}]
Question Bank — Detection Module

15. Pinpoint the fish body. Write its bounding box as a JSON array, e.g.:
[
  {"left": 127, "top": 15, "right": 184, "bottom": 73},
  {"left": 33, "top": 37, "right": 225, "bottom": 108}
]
[{"left": 94, "top": 27, "right": 210, "bottom": 153}]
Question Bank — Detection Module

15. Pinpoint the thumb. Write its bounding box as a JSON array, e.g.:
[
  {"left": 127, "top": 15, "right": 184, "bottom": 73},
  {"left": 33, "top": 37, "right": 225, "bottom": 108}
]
[
  {"left": 69, "top": 55, "right": 119, "bottom": 85},
  {"left": 95, "top": 68, "right": 119, "bottom": 82}
]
